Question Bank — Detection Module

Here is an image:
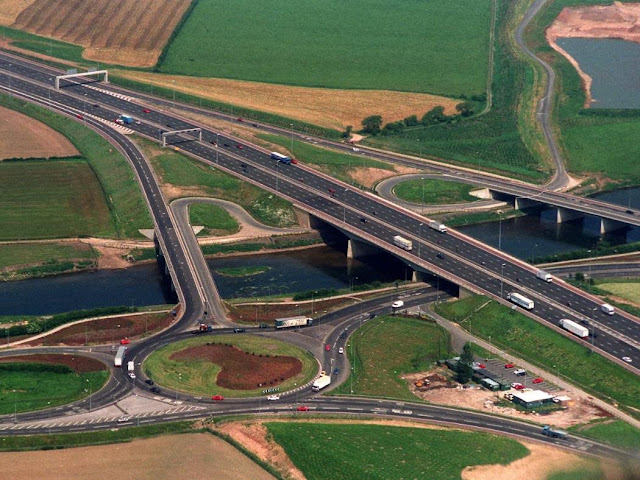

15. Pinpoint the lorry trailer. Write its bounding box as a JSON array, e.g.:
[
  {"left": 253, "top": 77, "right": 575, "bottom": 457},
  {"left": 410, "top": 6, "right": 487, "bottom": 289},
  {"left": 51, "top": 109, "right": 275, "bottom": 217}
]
[
  {"left": 275, "top": 316, "right": 313, "bottom": 329},
  {"left": 393, "top": 235, "right": 413, "bottom": 251},
  {"left": 114, "top": 346, "right": 126, "bottom": 367},
  {"left": 270, "top": 152, "right": 291, "bottom": 164},
  {"left": 507, "top": 292, "right": 534, "bottom": 310},
  {"left": 559, "top": 318, "right": 589, "bottom": 338},
  {"left": 536, "top": 270, "right": 552, "bottom": 282},
  {"left": 428, "top": 221, "right": 447, "bottom": 233},
  {"left": 311, "top": 374, "right": 331, "bottom": 392},
  {"left": 119, "top": 114, "right": 133, "bottom": 125}
]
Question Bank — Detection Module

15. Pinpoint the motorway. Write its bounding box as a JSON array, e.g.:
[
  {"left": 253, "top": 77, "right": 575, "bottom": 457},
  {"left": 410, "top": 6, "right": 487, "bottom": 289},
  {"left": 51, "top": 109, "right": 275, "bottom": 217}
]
[{"left": 0, "top": 52, "right": 638, "bottom": 370}]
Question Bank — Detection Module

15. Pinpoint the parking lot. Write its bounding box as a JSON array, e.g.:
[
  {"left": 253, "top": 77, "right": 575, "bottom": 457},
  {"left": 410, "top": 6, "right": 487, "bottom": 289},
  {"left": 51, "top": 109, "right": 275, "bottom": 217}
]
[{"left": 474, "top": 356, "right": 562, "bottom": 394}]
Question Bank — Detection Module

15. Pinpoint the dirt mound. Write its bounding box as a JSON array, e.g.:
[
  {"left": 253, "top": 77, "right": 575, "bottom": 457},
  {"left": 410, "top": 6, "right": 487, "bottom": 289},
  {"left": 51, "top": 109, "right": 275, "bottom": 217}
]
[
  {"left": 0, "top": 353, "right": 104, "bottom": 372},
  {"left": 170, "top": 344, "right": 302, "bottom": 390}
]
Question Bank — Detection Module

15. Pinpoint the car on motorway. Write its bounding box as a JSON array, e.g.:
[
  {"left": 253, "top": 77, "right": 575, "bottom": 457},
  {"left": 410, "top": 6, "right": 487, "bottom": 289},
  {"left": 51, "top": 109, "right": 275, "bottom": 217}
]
[
  {"left": 511, "top": 383, "right": 524, "bottom": 390},
  {"left": 626, "top": 209, "right": 634, "bottom": 215},
  {"left": 514, "top": 369, "right": 526, "bottom": 376},
  {"left": 135, "top": 120, "right": 141, "bottom": 125},
  {"left": 360, "top": 217, "right": 367, "bottom": 223},
  {"left": 333, "top": 368, "right": 339, "bottom": 375},
  {"left": 505, "top": 363, "right": 515, "bottom": 369},
  {"left": 267, "top": 395, "right": 280, "bottom": 401},
  {"left": 150, "top": 387, "right": 160, "bottom": 394},
  {"left": 392, "top": 300, "right": 404, "bottom": 309},
  {"left": 117, "top": 416, "right": 131, "bottom": 423},
  {"left": 236, "top": 144, "right": 243, "bottom": 149},
  {"left": 120, "top": 338, "right": 130, "bottom": 345},
  {"left": 76, "top": 114, "right": 83, "bottom": 119},
  {"left": 338, "top": 347, "right": 344, "bottom": 354},
  {"left": 259, "top": 323, "right": 269, "bottom": 329},
  {"left": 622, "top": 356, "right": 632, "bottom": 363},
  {"left": 93, "top": 104, "right": 99, "bottom": 108},
  {"left": 114, "top": 118, "right": 124, "bottom": 125},
  {"left": 223, "top": 143, "right": 230, "bottom": 147},
  {"left": 237, "top": 117, "right": 244, "bottom": 122},
  {"left": 532, "top": 377, "right": 544, "bottom": 384},
  {"left": 145, "top": 379, "right": 154, "bottom": 385},
  {"left": 325, "top": 344, "right": 331, "bottom": 351},
  {"left": 128, "top": 372, "right": 136, "bottom": 379},
  {"left": 328, "top": 187, "right": 336, "bottom": 196},
  {"left": 142, "top": 108, "right": 151, "bottom": 113},
  {"left": 211, "top": 395, "right": 224, "bottom": 401},
  {"left": 233, "top": 328, "right": 246, "bottom": 333},
  {"left": 291, "top": 158, "right": 298, "bottom": 164},
  {"left": 296, "top": 406, "right": 309, "bottom": 412},
  {"left": 436, "top": 253, "right": 444, "bottom": 259}
]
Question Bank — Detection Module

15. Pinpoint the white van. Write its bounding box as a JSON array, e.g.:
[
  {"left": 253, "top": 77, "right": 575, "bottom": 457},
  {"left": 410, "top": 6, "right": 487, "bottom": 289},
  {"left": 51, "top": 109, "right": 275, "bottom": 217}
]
[
  {"left": 392, "top": 300, "right": 404, "bottom": 309},
  {"left": 601, "top": 303, "right": 615, "bottom": 315}
]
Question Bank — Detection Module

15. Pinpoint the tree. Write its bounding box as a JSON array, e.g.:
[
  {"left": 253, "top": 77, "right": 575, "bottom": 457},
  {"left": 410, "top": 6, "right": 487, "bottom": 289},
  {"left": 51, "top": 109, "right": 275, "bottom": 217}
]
[
  {"left": 456, "top": 342, "right": 474, "bottom": 383},
  {"left": 421, "top": 106, "right": 447, "bottom": 126},
  {"left": 361, "top": 115, "right": 383, "bottom": 135},
  {"left": 455, "top": 101, "right": 475, "bottom": 117},
  {"left": 574, "top": 272, "right": 585, "bottom": 283},
  {"left": 403, "top": 114, "right": 419, "bottom": 127},
  {"left": 341, "top": 125, "right": 353, "bottom": 139},
  {"left": 381, "top": 121, "right": 405, "bottom": 135}
]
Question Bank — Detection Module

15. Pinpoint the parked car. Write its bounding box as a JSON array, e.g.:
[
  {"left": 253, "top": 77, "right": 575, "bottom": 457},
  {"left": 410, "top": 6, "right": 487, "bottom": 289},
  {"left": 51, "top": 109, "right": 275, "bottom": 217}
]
[
  {"left": 128, "top": 373, "right": 136, "bottom": 379},
  {"left": 150, "top": 387, "right": 160, "bottom": 394},
  {"left": 532, "top": 377, "right": 544, "bottom": 384},
  {"left": 259, "top": 323, "right": 269, "bottom": 329},
  {"left": 511, "top": 383, "right": 524, "bottom": 390},
  {"left": 233, "top": 328, "right": 246, "bottom": 333},
  {"left": 267, "top": 395, "right": 280, "bottom": 401},
  {"left": 211, "top": 395, "right": 224, "bottom": 401},
  {"left": 296, "top": 406, "right": 309, "bottom": 412},
  {"left": 505, "top": 363, "right": 515, "bottom": 369},
  {"left": 338, "top": 347, "right": 344, "bottom": 354},
  {"left": 513, "top": 369, "right": 526, "bottom": 376},
  {"left": 117, "top": 416, "right": 131, "bottom": 423},
  {"left": 145, "top": 379, "right": 154, "bottom": 385}
]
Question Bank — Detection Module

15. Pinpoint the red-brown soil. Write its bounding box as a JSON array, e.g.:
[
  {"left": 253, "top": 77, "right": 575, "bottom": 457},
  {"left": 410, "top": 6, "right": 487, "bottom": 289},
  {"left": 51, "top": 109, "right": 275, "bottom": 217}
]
[
  {"left": 171, "top": 344, "right": 302, "bottom": 390},
  {"left": 0, "top": 353, "right": 105, "bottom": 372}
]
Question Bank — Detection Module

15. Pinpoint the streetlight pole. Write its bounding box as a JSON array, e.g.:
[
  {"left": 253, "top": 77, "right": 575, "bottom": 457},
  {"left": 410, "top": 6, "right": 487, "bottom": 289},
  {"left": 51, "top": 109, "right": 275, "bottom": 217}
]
[
  {"left": 498, "top": 210, "right": 503, "bottom": 251},
  {"left": 290, "top": 124, "right": 294, "bottom": 155},
  {"left": 500, "top": 263, "right": 506, "bottom": 298},
  {"left": 343, "top": 189, "right": 348, "bottom": 223},
  {"left": 419, "top": 223, "right": 423, "bottom": 258},
  {"left": 216, "top": 133, "right": 219, "bottom": 164}
]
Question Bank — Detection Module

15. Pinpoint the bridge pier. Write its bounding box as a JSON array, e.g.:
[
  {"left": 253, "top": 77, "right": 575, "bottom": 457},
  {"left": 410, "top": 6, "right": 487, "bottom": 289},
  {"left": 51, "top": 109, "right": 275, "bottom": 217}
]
[
  {"left": 556, "top": 207, "right": 584, "bottom": 224},
  {"left": 347, "top": 238, "right": 380, "bottom": 259},
  {"left": 600, "top": 218, "right": 627, "bottom": 234},
  {"left": 515, "top": 197, "right": 542, "bottom": 210}
]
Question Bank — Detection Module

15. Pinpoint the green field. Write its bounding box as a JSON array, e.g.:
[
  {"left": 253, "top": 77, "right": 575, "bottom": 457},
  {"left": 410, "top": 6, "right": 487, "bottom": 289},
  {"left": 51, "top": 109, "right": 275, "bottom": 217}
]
[
  {"left": 332, "top": 316, "right": 452, "bottom": 400},
  {"left": 144, "top": 335, "right": 317, "bottom": 397},
  {"left": 569, "top": 420, "right": 640, "bottom": 451},
  {"left": 0, "top": 26, "right": 85, "bottom": 65},
  {"left": 0, "top": 160, "right": 115, "bottom": 240},
  {"left": 0, "top": 363, "right": 108, "bottom": 414},
  {"left": 266, "top": 423, "right": 529, "bottom": 480},
  {"left": 188, "top": 203, "right": 239, "bottom": 236},
  {"left": 143, "top": 139, "right": 297, "bottom": 227},
  {"left": 596, "top": 280, "right": 640, "bottom": 305},
  {"left": 393, "top": 178, "right": 478, "bottom": 204},
  {"left": 435, "top": 295, "right": 640, "bottom": 417},
  {"left": 159, "top": 0, "right": 491, "bottom": 96},
  {"left": 0, "top": 94, "right": 152, "bottom": 238},
  {"left": 0, "top": 243, "right": 96, "bottom": 270}
]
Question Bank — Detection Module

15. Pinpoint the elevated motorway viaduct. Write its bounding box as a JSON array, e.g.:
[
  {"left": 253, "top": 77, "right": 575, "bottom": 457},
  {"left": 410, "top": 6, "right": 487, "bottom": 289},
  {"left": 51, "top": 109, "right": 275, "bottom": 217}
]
[{"left": 0, "top": 55, "right": 638, "bottom": 370}]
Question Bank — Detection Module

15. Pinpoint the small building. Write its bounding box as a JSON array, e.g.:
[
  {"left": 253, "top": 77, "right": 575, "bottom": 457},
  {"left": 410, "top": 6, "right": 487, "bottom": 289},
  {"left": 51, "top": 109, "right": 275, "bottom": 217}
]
[
  {"left": 481, "top": 378, "right": 499, "bottom": 391},
  {"left": 511, "top": 389, "right": 555, "bottom": 409},
  {"left": 552, "top": 395, "right": 573, "bottom": 407}
]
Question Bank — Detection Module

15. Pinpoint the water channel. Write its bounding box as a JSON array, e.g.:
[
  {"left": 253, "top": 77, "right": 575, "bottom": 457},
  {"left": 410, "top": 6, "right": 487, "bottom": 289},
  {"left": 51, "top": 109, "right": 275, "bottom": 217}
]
[{"left": 556, "top": 37, "right": 640, "bottom": 109}]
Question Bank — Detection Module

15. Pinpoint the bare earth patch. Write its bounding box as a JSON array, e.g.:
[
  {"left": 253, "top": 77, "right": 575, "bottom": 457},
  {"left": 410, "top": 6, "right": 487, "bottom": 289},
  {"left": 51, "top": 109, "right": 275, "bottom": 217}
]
[
  {"left": 404, "top": 368, "right": 608, "bottom": 428},
  {"left": 0, "top": 106, "right": 78, "bottom": 160},
  {"left": 117, "top": 70, "right": 460, "bottom": 130},
  {"left": 170, "top": 344, "right": 302, "bottom": 390},
  {"left": 0, "top": 353, "right": 104, "bottom": 372},
  {"left": 547, "top": 3, "right": 640, "bottom": 107},
  {"left": 0, "top": 433, "right": 275, "bottom": 480},
  {"left": 0, "top": 0, "right": 37, "bottom": 25}
]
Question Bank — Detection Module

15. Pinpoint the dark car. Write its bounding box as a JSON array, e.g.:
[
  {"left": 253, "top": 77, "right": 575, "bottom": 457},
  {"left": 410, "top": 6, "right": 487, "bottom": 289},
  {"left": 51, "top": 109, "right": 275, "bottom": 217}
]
[
  {"left": 223, "top": 143, "right": 230, "bottom": 147},
  {"left": 360, "top": 217, "right": 367, "bottom": 223},
  {"left": 93, "top": 104, "right": 100, "bottom": 108},
  {"left": 258, "top": 323, "right": 269, "bottom": 329},
  {"left": 145, "top": 379, "right": 154, "bottom": 385},
  {"left": 333, "top": 368, "right": 340, "bottom": 375},
  {"left": 237, "top": 117, "right": 244, "bottom": 122},
  {"left": 240, "top": 163, "right": 247, "bottom": 169},
  {"left": 626, "top": 209, "right": 634, "bottom": 215},
  {"left": 436, "top": 253, "right": 444, "bottom": 259},
  {"left": 340, "top": 332, "right": 347, "bottom": 339},
  {"left": 233, "top": 328, "right": 246, "bottom": 333},
  {"left": 252, "top": 123, "right": 258, "bottom": 127},
  {"left": 150, "top": 387, "right": 160, "bottom": 394}
]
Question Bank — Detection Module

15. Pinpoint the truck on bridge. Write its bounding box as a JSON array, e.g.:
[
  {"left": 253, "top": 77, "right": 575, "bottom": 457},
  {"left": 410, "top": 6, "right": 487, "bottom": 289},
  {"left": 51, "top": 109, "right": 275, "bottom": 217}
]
[
  {"left": 393, "top": 235, "right": 413, "bottom": 251},
  {"left": 507, "top": 292, "right": 534, "bottom": 310},
  {"left": 271, "top": 152, "right": 291, "bottom": 164},
  {"left": 536, "top": 269, "right": 552, "bottom": 282},
  {"left": 559, "top": 318, "right": 589, "bottom": 338},
  {"left": 428, "top": 221, "right": 447, "bottom": 233},
  {"left": 114, "top": 346, "right": 126, "bottom": 367},
  {"left": 275, "top": 316, "right": 313, "bottom": 329}
]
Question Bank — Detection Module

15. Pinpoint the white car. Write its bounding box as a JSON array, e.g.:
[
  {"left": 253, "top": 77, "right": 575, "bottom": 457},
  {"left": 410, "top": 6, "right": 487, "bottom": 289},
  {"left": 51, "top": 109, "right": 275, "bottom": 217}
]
[
  {"left": 513, "top": 369, "right": 526, "bottom": 376},
  {"left": 392, "top": 300, "right": 404, "bottom": 309},
  {"left": 338, "top": 347, "right": 344, "bottom": 354},
  {"left": 128, "top": 372, "right": 136, "bottom": 379},
  {"left": 117, "top": 416, "right": 131, "bottom": 423},
  {"left": 267, "top": 395, "right": 280, "bottom": 401},
  {"left": 622, "top": 356, "right": 632, "bottom": 363}
]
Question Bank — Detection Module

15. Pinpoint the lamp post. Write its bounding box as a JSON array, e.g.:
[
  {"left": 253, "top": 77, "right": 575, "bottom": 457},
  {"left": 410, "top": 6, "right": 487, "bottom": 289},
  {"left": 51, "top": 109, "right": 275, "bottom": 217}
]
[
  {"left": 86, "top": 379, "right": 92, "bottom": 412},
  {"left": 343, "top": 189, "right": 349, "bottom": 223},
  {"left": 312, "top": 291, "right": 318, "bottom": 315},
  {"left": 591, "top": 307, "right": 597, "bottom": 348},
  {"left": 419, "top": 223, "right": 423, "bottom": 258},
  {"left": 500, "top": 263, "right": 506, "bottom": 298},
  {"left": 290, "top": 123, "right": 294, "bottom": 155},
  {"left": 216, "top": 133, "right": 219, "bottom": 164},
  {"left": 13, "top": 389, "right": 17, "bottom": 423},
  {"left": 497, "top": 210, "right": 503, "bottom": 251}
]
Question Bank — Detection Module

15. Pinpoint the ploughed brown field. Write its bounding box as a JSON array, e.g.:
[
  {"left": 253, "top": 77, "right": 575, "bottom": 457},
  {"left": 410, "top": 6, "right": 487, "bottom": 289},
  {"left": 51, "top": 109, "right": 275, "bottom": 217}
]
[
  {"left": 5, "top": 0, "right": 191, "bottom": 67},
  {"left": 171, "top": 344, "right": 302, "bottom": 390},
  {"left": 0, "top": 353, "right": 104, "bottom": 372}
]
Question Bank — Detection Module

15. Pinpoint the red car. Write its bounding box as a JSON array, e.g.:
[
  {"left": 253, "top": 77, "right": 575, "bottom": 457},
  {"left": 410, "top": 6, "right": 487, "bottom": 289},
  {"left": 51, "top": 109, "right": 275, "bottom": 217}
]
[
  {"left": 505, "top": 363, "right": 515, "bottom": 369},
  {"left": 477, "top": 363, "right": 486, "bottom": 369},
  {"left": 291, "top": 158, "right": 298, "bottom": 164},
  {"left": 142, "top": 108, "right": 151, "bottom": 113},
  {"left": 236, "top": 144, "right": 243, "bottom": 149},
  {"left": 325, "top": 344, "right": 331, "bottom": 351},
  {"left": 532, "top": 377, "right": 544, "bottom": 384},
  {"left": 511, "top": 383, "right": 525, "bottom": 390},
  {"left": 327, "top": 188, "right": 336, "bottom": 196},
  {"left": 296, "top": 406, "right": 309, "bottom": 412},
  {"left": 237, "top": 117, "right": 244, "bottom": 122},
  {"left": 120, "top": 338, "right": 130, "bottom": 345},
  {"left": 211, "top": 395, "right": 224, "bottom": 401},
  {"left": 76, "top": 114, "right": 83, "bottom": 119}
]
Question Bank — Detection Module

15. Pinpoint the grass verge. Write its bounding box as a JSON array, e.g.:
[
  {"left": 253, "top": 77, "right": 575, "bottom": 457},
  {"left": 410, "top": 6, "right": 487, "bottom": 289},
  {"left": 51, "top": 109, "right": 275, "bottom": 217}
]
[
  {"left": 569, "top": 419, "right": 640, "bottom": 451},
  {"left": 434, "top": 295, "right": 640, "bottom": 418},
  {"left": 393, "top": 178, "right": 478, "bottom": 204},
  {"left": 0, "top": 242, "right": 97, "bottom": 279},
  {"left": 332, "top": 316, "right": 452, "bottom": 400},
  {"left": 265, "top": 422, "right": 529, "bottom": 480},
  {"left": 188, "top": 203, "right": 239, "bottom": 236},
  {"left": 144, "top": 335, "right": 317, "bottom": 397}
]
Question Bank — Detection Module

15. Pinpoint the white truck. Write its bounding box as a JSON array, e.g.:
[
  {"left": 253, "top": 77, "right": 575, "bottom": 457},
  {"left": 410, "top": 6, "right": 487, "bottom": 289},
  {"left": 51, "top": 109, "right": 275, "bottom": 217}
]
[
  {"left": 536, "top": 269, "right": 552, "bottom": 282},
  {"left": 428, "top": 221, "right": 447, "bottom": 233},
  {"left": 393, "top": 235, "right": 413, "bottom": 251},
  {"left": 127, "top": 361, "right": 135, "bottom": 372},
  {"left": 114, "top": 346, "right": 126, "bottom": 367},
  {"left": 311, "top": 374, "right": 331, "bottom": 392},
  {"left": 275, "top": 316, "right": 313, "bottom": 329},
  {"left": 507, "top": 292, "right": 534, "bottom": 310},
  {"left": 559, "top": 318, "right": 589, "bottom": 338},
  {"left": 601, "top": 303, "right": 615, "bottom": 315}
]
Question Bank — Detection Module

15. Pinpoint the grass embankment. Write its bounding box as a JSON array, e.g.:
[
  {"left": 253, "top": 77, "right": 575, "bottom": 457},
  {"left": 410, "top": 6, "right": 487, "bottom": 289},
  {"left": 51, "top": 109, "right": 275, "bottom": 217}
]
[
  {"left": 266, "top": 423, "right": 529, "bottom": 480},
  {"left": 144, "top": 335, "right": 316, "bottom": 397},
  {"left": 215, "top": 266, "right": 270, "bottom": 277},
  {"left": 188, "top": 203, "right": 239, "bottom": 236},
  {"left": 0, "top": 26, "right": 85, "bottom": 64},
  {"left": 364, "top": 0, "right": 544, "bottom": 181},
  {"left": 442, "top": 209, "right": 525, "bottom": 227},
  {"left": 0, "top": 363, "right": 107, "bottom": 414},
  {"left": 159, "top": 0, "right": 490, "bottom": 96},
  {"left": 0, "top": 243, "right": 97, "bottom": 280},
  {"left": 258, "top": 134, "right": 394, "bottom": 188},
  {"left": 525, "top": 0, "right": 640, "bottom": 185},
  {"left": 332, "top": 316, "right": 452, "bottom": 400},
  {"left": 569, "top": 419, "right": 640, "bottom": 451},
  {"left": 139, "top": 137, "right": 297, "bottom": 228},
  {"left": 596, "top": 279, "right": 640, "bottom": 306},
  {"left": 0, "top": 422, "right": 194, "bottom": 451},
  {"left": 393, "top": 178, "right": 478, "bottom": 204},
  {"left": 0, "top": 94, "right": 152, "bottom": 238},
  {"left": 434, "top": 295, "right": 640, "bottom": 418}
]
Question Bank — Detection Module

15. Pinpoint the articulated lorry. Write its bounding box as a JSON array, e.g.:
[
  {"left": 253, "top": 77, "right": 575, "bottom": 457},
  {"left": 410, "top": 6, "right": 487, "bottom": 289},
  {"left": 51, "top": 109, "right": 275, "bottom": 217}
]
[
  {"left": 542, "top": 425, "right": 567, "bottom": 439},
  {"left": 393, "top": 235, "right": 413, "bottom": 251},
  {"left": 507, "top": 292, "right": 534, "bottom": 310},
  {"left": 119, "top": 114, "right": 133, "bottom": 125},
  {"left": 559, "top": 318, "right": 589, "bottom": 338},
  {"left": 270, "top": 152, "right": 291, "bottom": 164},
  {"left": 311, "top": 374, "right": 331, "bottom": 392},
  {"left": 428, "top": 221, "right": 447, "bottom": 233},
  {"left": 114, "top": 346, "right": 127, "bottom": 367},
  {"left": 275, "top": 316, "right": 313, "bottom": 329}
]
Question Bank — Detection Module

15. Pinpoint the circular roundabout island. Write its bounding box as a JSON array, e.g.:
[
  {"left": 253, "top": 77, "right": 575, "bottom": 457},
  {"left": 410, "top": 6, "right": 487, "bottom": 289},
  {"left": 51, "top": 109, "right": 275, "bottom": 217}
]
[{"left": 144, "top": 335, "right": 318, "bottom": 398}]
